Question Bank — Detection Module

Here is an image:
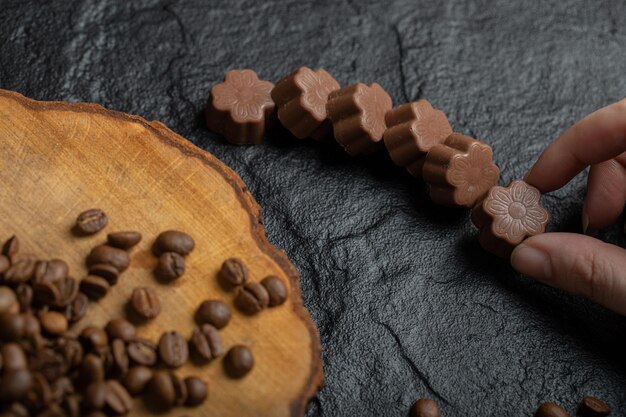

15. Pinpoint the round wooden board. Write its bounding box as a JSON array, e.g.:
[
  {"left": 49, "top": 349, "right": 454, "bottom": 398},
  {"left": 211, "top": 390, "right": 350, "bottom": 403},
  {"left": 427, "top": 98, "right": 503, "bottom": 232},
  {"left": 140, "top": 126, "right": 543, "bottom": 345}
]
[{"left": 0, "top": 90, "right": 323, "bottom": 417}]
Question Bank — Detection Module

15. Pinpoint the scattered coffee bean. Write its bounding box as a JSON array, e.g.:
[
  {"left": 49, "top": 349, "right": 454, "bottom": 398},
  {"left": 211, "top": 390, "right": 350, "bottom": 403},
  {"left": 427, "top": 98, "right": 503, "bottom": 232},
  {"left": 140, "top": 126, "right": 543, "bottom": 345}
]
[
  {"left": 2, "top": 235, "right": 19, "bottom": 260},
  {"left": 32, "top": 280, "right": 61, "bottom": 307},
  {"left": 104, "top": 380, "right": 133, "bottom": 414},
  {"left": 218, "top": 257, "right": 249, "bottom": 289},
  {"left": 172, "top": 373, "right": 189, "bottom": 407},
  {"left": 53, "top": 276, "right": 79, "bottom": 307},
  {"left": 184, "top": 376, "right": 208, "bottom": 407},
  {"left": 83, "top": 381, "right": 108, "bottom": 410},
  {"left": 0, "top": 313, "right": 25, "bottom": 341},
  {"left": 29, "top": 348, "right": 67, "bottom": 382},
  {"left": 78, "top": 354, "right": 105, "bottom": 385},
  {"left": 195, "top": 299, "right": 231, "bottom": 329},
  {"left": 15, "top": 283, "right": 33, "bottom": 313},
  {"left": 75, "top": 209, "right": 108, "bottom": 235},
  {"left": 107, "top": 231, "right": 142, "bottom": 250},
  {"left": 0, "top": 255, "right": 10, "bottom": 274},
  {"left": 80, "top": 326, "right": 109, "bottom": 354},
  {"left": 80, "top": 276, "right": 110, "bottom": 300},
  {"left": 146, "top": 370, "right": 176, "bottom": 410},
  {"left": 0, "top": 286, "right": 19, "bottom": 315},
  {"left": 410, "top": 398, "right": 440, "bottom": 417},
  {"left": 261, "top": 275, "right": 288, "bottom": 307},
  {"left": 25, "top": 372, "right": 52, "bottom": 411},
  {"left": 234, "top": 282, "right": 269, "bottom": 314},
  {"left": 155, "top": 252, "right": 185, "bottom": 281},
  {"left": 536, "top": 402, "right": 570, "bottom": 417},
  {"left": 88, "top": 264, "right": 119, "bottom": 285},
  {"left": 127, "top": 338, "right": 157, "bottom": 366},
  {"left": 158, "top": 331, "right": 188, "bottom": 368},
  {"left": 122, "top": 366, "right": 153, "bottom": 397},
  {"left": 64, "top": 394, "right": 81, "bottom": 417},
  {"left": 0, "top": 343, "right": 27, "bottom": 371},
  {"left": 55, "top": 335, "right": 84, "bottom": 370},
  {"left": 66, "top": 292, "right": 89, "bottom": 323},
  {"left": 130, "top": 287, "right": 160, "bottom": 319},
  {"left": 111, "top": 339, "right": 129, "bottom": 376},
  {"left": 86, "top": 245, "right": 130, "bottom": 272},
  {"left": 4, "top": 258, "right": 36, "bottom": 284},
  {"left": 39, "top": 311, "right": 68, "bottom": 335},
  {"left": 105, "top": 318, "right": 136, "bottom": 342},
  {"left": 33, "top": 259, "right": 68, "bottom": 284},
  {"left": 50, "top": 376, "right": 74, "bottom": 402},
  {"left": 223, "top": 345, "right": 254, "bottom": 378},
  {"left": 153, "top": 230, "right": 195, "bottom": 256},
  {"left": 22, "top": 312, "right": 42, "bottom": 340},
  {"left": 189, "top": 324, "right": 222, "bottom": 362},
  {"left": 579, "top": 396, "right": 611, "bottom": 417},
  {"left": 0, "top": 369, "right": 33, "bottom": 402}
]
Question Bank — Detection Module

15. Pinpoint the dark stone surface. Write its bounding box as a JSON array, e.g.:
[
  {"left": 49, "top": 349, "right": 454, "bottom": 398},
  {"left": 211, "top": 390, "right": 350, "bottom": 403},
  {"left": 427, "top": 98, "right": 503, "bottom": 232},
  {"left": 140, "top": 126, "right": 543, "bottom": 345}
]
[{"left": 2, "top": 1, "right": 626, "bottom": 415}]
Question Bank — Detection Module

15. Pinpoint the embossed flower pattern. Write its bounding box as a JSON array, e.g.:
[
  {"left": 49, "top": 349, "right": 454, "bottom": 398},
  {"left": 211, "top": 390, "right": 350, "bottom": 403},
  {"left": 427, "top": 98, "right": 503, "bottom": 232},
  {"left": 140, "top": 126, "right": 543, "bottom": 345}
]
[
  {"left": 356, "top": 84, "right": 392, "bottom": 140},
  {"left": 212, "top": 70, "right": 274, "bottom": 122},
  {"left": 297, "top": 69, "right": 339, "bottom": 120},
  {"left": 412, "top": 103, "right": 453, "bottom": 152},
  {"left": 448, "top": 144, "right": 500, "bottom": 207}
]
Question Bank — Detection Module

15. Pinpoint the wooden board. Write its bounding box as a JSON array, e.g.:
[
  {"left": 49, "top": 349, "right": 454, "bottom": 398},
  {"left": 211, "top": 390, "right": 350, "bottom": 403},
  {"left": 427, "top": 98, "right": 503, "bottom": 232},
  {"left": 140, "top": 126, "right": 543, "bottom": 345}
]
[{"left": 0, "top": 90, "right": 323, "bottom": 417}]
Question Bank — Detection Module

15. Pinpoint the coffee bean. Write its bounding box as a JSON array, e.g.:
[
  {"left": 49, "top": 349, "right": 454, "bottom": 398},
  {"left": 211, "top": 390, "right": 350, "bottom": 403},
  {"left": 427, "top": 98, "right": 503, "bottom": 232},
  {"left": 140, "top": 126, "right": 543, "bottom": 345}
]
[
  {"left": 410, "top": 398, "right": 440, "bottom": 417},
  {"left": 223, "top": 345, "right": 254, "bottom": 378},
  {"left": 218, "top": 257, "right": 249, "bottom": 289},
  {"left": 33, "top": 259, "right": 68, "bottom": 284},
  {"left": 66, "top": 292, "right": 89, "bottom": 323},
  {"left": 63, "top": 394, "right": 81, "bottom": 417},
  {"left": 127, "top": 338, "right": 157, "bottom": 366},
  {"left": 153, "top": 230, "right": 195, "bottom": 256},
  {"left": 0, "top": 313, "right": 25, "bottom": 341},
  {"left": 54, "top": 335, "right": 84, "bottom": 370},
  {"left": 0, "top": 255, "right": 10, "bottom": 275},
  {"left": 78, "top": 353, "right": 105, "bottom": 385},
  {"left": 29, "top": 348, "right": 67, "bottom": 382},
  {"left": 122, "top": 366, "right": 152, "bottom": 396},
  {"left": 39, "top": 311, "right": 68, "bottom": 335},
  {"left": 5, "top": 401, "right": 29, "bottom": 417},
  {"left": 76, "top": 209, "right": 108, "bottom": 235},
  {"left": 4, "top": 258, "right": 36, "bottom": 284},
  {"left": 83, "top": 381, "right": 108, "bottom": 410},
  {"left": 171, "top": 371, "right": 188, "bottom": 406},
  {"left": 53, "top": 276, "right": 79, "bottom": 307},
  {"left": 189, "top": 324, "right": 222, "bottom": 362},
  {"left": 50, "top": 376, "right": 74, "bottom": 403},
  {"left": 130, "top": 287, "right": 160, "bottom": 319},
  {"left": 86, "top": 245, "right": 130, "bottom": 272},
  {"left": 146, "top": 370, "right": 176, "bottom": 410},
  {"left": 158, "top": 331, "right": 188, "bottom": 368},
  {"left": 32, "top": 280, "right": 61, "bottom": 306},
  {"left": 155, "top": 252, "right": 185, "bottom": 281},
  {"left": 80, "top": 326, "right": 109, "bottom": 354},
  {"left": 105, "top": 318, "right": 136, "bottom": 342},
  {"left": 1, "top": 343, "right": 27, "bottom": 371},
  {"left": 88, "top": 264, "right": 119, "bottom": 285},
  {"left": 2, "top": 235, "right": 19, "bottom": 260},
  {"left": 195, "top": 299, "right": 231, "bottom": 329},
  {"left": 261, "top": 275, "right": 288, "bottom": 307},
  {"left": 105, "top": 380, "right": 133, "bottom": 414},
  {"left": 579, "top": 396, "right": 611, "bottom": 417},
  {"left": 22, "top": 312, "right": 42, "bottom": 340},
  {"left": 536, "top": 402, "right": 570, "bottom": 417},
  {"left": 234, "top": 282, "right": 269, "bottom": 314},
  {"left": 111, "top": 339, "right": 129, "bottom": 376},
  {"left": 107, "top": 231, "right": 142, "bottom": 250},
  {"left": 184, "top": 376, "right": 208, "bottom": 407},
  {"left": 24, "top": 372, "right": 52, "bottom": 411},
  {"left": 0, "top": 369, "right": 33, "bottom": 402},
  {"left": 80, "top": 276, "right": 110, "bottom": 300},
  {"left": 15, "top": 283, "right": 33, "bottom": 313},
  {"left": 0, "top": 286, "right": 19, "bottom": 315}
]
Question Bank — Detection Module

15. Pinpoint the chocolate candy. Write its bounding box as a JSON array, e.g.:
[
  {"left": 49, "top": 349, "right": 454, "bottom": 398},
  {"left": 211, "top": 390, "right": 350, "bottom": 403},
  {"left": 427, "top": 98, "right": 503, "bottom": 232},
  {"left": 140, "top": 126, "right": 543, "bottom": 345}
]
[
  {"left": 271, "top": 67, "right": 340, "bottom": 140},
  {"left": 423, "top": 133, "right": 500, "bottom": 208},
  {"left": 206, "top": 69, "right": 275, "bottom": 145},
  {"left": 410, "top": 398, "right": 441, "bottom": 417},
  {"left": 383, "top": 99, "right": 452, "bottom": 177},
  {"left": 535, "top": 402, "right": 570, "bottom": 417},
  {"left": 471, "top": 180, "right": 549, "bottom": 258},
  {"left": 326, "top": 83, "right": 392, "bottom": 156},
  {"left": 579, "top": 396, "right": 611, "bottom": 417}
]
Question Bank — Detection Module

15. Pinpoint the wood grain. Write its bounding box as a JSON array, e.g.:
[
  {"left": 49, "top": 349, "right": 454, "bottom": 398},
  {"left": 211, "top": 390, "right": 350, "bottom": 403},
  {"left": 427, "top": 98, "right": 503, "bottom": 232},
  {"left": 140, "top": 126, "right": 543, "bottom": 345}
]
[{"left": 0, "top": 90, "right": 323, "bottom": 417}]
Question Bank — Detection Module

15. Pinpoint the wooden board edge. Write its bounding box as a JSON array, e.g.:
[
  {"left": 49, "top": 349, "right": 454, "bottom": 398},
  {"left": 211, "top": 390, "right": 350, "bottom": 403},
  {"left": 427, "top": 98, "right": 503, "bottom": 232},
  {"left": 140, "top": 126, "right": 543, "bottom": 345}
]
[{"left": 0, "top": 89, "right": 324, "bottom": 417}]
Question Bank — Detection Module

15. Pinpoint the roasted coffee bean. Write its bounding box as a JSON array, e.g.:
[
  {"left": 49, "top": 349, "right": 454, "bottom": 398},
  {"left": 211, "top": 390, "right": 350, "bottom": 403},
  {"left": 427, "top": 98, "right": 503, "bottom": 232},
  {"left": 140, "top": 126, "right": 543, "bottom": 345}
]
[
  {"left": 83, "top": 381, "right": 108, "bottom": 410},
  {"left": 218, "top": 257, "right": 249, "bottom": 289},
  {"left": 410, "top": 398, "right": 440, "bottom": 417},
  {"left": 32, "top": 280, "right": 61, "bottom": 306},
  {"left": 234, "top": 282, "right": 269, "bottom": 314},
  {"left": 66, "top": 292, "right": 89, "bottom": 323},
  {"left": 155, "top": 252, "right": 185, "bottom": 281},
  {"left": 127, "top": 338, "right": 157, "bottom": 366},
  {"left": 171, "top": 371, "right": 188, "bottom": 406},
  {"left": 63, "top": 394, "right": 81, "bottom": 417},
  {"left": 153, "top": 230, "right": 195, "bottom": 256},
  {"left": 53, "top": 276, "right": 79, "bottom": 307},
  {"left": 86, "top": 245, "right": 130, "bottom": 272},
  {"left": 111, "top": 339, "right": 129, "bottom": 376},
  {"left": 122, "top": 366, "right": 152, "bottom": 397},
  {"left": 107, "top": 231, "right": 142, "bottom": 250},
  {"left": 579, "top": 396, "right": 611, "bottom": 417},
  {"left": 1, "top": 343, "right": 27, "bottom": 371},
  {"left": 33, "top": 259, "right": 68, "bottom": 284},
  {"left": 5, "top": 401, "right": 29, "bottom": 417},
  {"left": 24, "top": 372, "right": 52, "bottom": 411},
  {"left": 22, "top": 312, "right": 42, "bottom": 339},
  {"left": 50, "top": 376, "right": 74, "bottom": 402},
  {"left": 158, "top": 331, "right": 188, "bottom": 368},
  {"left": 536, "top": 402, "right": 570, "bottom": 417},
  {"left": 0, "top": 286, "right": 19, "bottom": 315},
  {"left": 0, "top": 369, "right": 33, "bottom": 402},
  {"left": 80, "top": 326, "right": 109, "bottom": 353},
  {"left": 184, "top": 376, "right": 208, "bottom": 407},
  {"left": 195, "top": 299, "right": 231, "bottom": 329},
  {"left": 0, "top": 255, "right": 10, "bottom": 274},
  {"left": 80, "top": 276, "right": 110, "bottom": 300},
  {"left": 4, "top": 258, "right": 36, "bottom": 284},
  {"left": 54, "top": 335, "right": 84, "bottom": 370},
  {"left": 146, "top": 370, "right": 176, "bottom": 410},
  {"left": 261, "top": 275, "right": 288, "bottom": 307},
  {"left": 15, "top": 283, "right": 33, "bottom": 312},
  {"left": 76, "top": 209, "right": 108, "bottom": 235},
  {"left": 29, "top": 348, "right": 67, "bottom": 382},
  {"left": 105, "top": 318, "right": 136, "bottom": 342},
  {"left": 0, "top": 313, "right": 25, "bottom": 341},
  {"left": 130, "top": 287, "right": 160, "bottom": 319},
  {"left": 88, "top": 264, "right": 119, "bottom": 285},
  {"left": 105, "top": 380, "right": 133, "bottom": 414},
  {"left": 39, "top": 311, "right": 68, "bottom": 335},
  {"left": 189, "top": 324, "right": 222, "bottom": 362},
  {"left": 78, "top": 353, "right": 105, "bottom": 385},
  {"left": 223, "top": 345, "right": 254, "bottom": 378},
  {"left": 2, "top": 235, "right": 19, "bottom": 259}
]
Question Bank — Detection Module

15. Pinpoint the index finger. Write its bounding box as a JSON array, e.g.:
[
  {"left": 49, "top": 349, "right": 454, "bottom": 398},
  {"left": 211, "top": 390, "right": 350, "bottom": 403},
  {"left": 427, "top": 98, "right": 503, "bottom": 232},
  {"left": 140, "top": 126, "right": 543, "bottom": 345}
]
[{"left": 525, "top": 99, "right": 626, "bottom": 192}]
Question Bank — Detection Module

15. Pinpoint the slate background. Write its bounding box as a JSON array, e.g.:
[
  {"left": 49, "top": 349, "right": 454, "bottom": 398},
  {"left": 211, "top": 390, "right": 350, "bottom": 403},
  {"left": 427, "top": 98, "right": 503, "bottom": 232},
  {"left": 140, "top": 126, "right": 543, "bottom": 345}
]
[{"left": 2, "top": 1, "right": 626, "bottom": 416}]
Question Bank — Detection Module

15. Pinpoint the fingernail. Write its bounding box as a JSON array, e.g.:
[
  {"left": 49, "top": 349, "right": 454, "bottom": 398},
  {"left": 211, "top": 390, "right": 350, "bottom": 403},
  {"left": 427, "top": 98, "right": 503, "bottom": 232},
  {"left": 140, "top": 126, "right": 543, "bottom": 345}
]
[
  {"left": 582, "top": 206, "right": 598, "bottom": 236},
  {"left": 511, "top": 245, "right": 552, "bottom": 281}
]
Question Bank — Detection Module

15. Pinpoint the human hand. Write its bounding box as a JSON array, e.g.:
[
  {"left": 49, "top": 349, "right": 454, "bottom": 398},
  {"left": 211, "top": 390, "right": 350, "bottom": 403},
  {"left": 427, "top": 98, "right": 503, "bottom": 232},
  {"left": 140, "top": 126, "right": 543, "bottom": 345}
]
[{"left": 510, "top": 99, "right": 626, "bottom": 314}]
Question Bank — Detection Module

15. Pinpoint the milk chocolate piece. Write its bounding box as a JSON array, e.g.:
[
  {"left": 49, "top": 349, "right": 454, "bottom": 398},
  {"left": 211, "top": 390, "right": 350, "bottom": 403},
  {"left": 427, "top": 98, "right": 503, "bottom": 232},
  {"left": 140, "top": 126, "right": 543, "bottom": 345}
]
[
  {"left": 423, "top": 133, "right": 500, "bottom": 208},
  {"left": 471, "top": 180, "right": 549, "bottom": 258},
  {"left": 383, "top": 100, "right": 452, "bottom": 177},
  {"left": 326, "top": 83, "right": 392, "bottom": 156},
  {"left": 271, "top": 67, "right": 340, "bottom": 140},
  {"left": 206, "top": 69, "right": 275, "bottom": 145}
]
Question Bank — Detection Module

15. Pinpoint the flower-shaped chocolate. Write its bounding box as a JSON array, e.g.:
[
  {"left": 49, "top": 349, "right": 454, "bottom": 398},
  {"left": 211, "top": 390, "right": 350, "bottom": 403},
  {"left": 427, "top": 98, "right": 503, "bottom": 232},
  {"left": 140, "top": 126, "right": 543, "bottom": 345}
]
[
  {"left": 205, "top": 69, "right": 275, "bottom": 145},
  {"left": 423, "top": 133, "right": 500, "bottom": 208},
  {"left": 471, "top": 180, "right": 549, "bottom": 258},
  {"left": 271, "top": 67, "right": 340, "bottom": 140},
  {"left": 383, "top": 100, "right": 452, "bottom": 177},
  {"left": 326, "top": 83, "right": 393, "bottom": 156}
]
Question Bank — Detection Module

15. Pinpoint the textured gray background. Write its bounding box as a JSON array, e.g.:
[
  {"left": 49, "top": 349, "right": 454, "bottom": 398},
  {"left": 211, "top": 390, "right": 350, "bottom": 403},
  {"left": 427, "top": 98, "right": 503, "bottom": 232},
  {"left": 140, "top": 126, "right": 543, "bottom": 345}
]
[{"left": 2, "top": 1, "right": 626, "bottom": 416}]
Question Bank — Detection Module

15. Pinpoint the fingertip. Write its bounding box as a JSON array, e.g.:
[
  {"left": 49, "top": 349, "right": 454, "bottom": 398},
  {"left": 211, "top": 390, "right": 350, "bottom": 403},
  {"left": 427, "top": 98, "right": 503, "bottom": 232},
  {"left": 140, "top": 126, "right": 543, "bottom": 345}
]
[{"left": 510, "top": 243, "right": 552, "bottom": 282}]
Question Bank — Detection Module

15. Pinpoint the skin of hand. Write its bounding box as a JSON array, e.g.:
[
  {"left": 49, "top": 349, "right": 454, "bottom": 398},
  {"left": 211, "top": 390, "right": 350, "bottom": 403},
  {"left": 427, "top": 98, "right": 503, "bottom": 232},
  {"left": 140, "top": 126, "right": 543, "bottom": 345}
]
[{"left": 510, "top": 98, "right": 626, "bottom": 315}]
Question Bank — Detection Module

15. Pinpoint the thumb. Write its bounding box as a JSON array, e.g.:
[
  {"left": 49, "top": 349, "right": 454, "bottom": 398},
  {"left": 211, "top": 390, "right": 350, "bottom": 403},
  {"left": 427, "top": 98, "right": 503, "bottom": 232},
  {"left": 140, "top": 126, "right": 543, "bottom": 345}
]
[{"left": 510, "top": 233, "right": 626, "bottom": 315}]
